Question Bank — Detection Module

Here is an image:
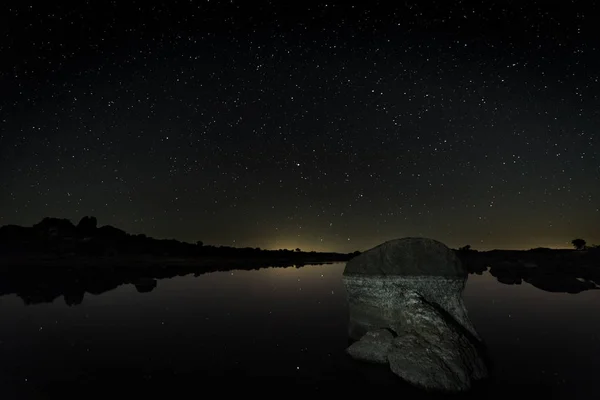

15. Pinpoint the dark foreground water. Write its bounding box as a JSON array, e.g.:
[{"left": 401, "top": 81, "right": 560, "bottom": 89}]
[{"left": 1, "top": 263, "right": 599, "bottom": 398}]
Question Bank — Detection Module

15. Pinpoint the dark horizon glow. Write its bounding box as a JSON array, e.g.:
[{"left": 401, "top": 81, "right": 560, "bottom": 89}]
[{"left": 1, "top": 2, "right": 598, "bottom": 252}]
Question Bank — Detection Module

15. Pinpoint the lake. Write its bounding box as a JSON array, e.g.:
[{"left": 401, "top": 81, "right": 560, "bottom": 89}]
[{"left": 1, "top": 262, "right": 599, "bottom": 398}]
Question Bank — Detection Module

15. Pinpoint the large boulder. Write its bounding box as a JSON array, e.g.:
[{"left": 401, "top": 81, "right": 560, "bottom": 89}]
[
  {"left": 344, "top": 237, "right": 465, "bottom": 277},
  {"left": 343, "top": 237, "right": 488, "bottom": 392}
]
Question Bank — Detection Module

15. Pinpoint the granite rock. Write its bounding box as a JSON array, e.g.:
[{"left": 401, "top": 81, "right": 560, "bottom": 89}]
[
  {"left": 343, "top": 237, "right": 465, "bottom": 278},
  {"left": 343, "top": 237, "right": 488, "bottom": 392}
]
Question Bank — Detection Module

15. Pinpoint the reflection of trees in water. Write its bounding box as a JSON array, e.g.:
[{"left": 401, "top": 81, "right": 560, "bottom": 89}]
[
  {"left": 459, "top": 249, "right": 600, "bottom": 294},
  {"left": 3, "top": 247, "right": 599, "bottom": 306},
  {"left": 135, "top": 278, "right": 158, "bottom": 293},
  {"left": 0, "top": 261, "right": 337, "bottom": 306}
]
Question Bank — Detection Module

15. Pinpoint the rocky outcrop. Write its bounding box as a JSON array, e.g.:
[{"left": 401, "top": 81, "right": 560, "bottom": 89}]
[{"left": 343, "top": 237, "right": 488, "bottom": 392}]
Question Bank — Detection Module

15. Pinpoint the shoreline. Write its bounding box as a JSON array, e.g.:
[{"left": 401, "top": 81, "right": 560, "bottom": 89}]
[
  {"left": 0, "top": 253, "right": 353, "bottom": 268},
  {"left": 0, "top": 249, "right": 599, "bottom": 306}
]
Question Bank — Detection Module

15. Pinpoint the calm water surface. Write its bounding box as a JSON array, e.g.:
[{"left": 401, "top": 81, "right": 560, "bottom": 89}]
[{"left": 1, "top": 263, "right": 599, "bottom": 398}]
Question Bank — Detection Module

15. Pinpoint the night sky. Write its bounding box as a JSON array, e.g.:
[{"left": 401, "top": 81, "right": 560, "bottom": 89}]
[{"left": 1, "top": 1, "right": 598, "bottom": 252}]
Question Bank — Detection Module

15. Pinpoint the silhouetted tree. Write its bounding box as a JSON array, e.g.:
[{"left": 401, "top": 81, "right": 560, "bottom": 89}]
[
  {"left": 295, "top": 248, "right": 301, "bottom": 252},
  {"left": 77, "top": 216, "right": 97, "bottom": 236},
  {"left": 196, "top": 240, "right": 203, "bottom": 247},
  {"left": 572, "top": 238, "right": 586, "bottom": 250},
  {"left": 96, "top": 225, "right": 127, "bottom": 238},
  {"left": 459, "top": 245, "right": 472, "bottom": 252},
  {"left": 33, "top": 217, "right": 76, "bottom": 238}
]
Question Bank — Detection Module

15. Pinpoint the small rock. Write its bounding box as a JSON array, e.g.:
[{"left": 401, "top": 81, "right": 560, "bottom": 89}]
[{"left": 346, "top": 329, "right": 394, "bottom": 364}]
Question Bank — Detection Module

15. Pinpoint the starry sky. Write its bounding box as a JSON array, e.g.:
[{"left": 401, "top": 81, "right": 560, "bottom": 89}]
[{"left": 1, "top": 1, "right": 598, "bottom": 252}]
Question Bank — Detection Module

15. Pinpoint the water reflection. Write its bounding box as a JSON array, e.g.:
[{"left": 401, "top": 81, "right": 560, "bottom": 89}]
[
  {"left": 1, "top": 255, "right": 598, "bottom": 307},
  {"left": 460, "top": 250, "right": 600, "bottom": 294},
  {"left": 0, "top": 262, "right": 336, "bottom": 306},
  {"left": 0, "top": 263, "right": 599, "bottom": 397}
]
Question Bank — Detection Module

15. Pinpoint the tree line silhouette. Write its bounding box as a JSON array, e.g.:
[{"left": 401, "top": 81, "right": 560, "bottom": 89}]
[
  {"left": 457, "top": 238, "right": 599, "bottom": 253},
  {"left": 0, "top": 216, "right": 361, "bottom": 261}
]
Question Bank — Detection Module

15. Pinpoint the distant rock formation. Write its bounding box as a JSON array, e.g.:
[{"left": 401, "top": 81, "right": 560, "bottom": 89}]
[{"left": 343, "top": 237, "right": 488, "bottom": 392}]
